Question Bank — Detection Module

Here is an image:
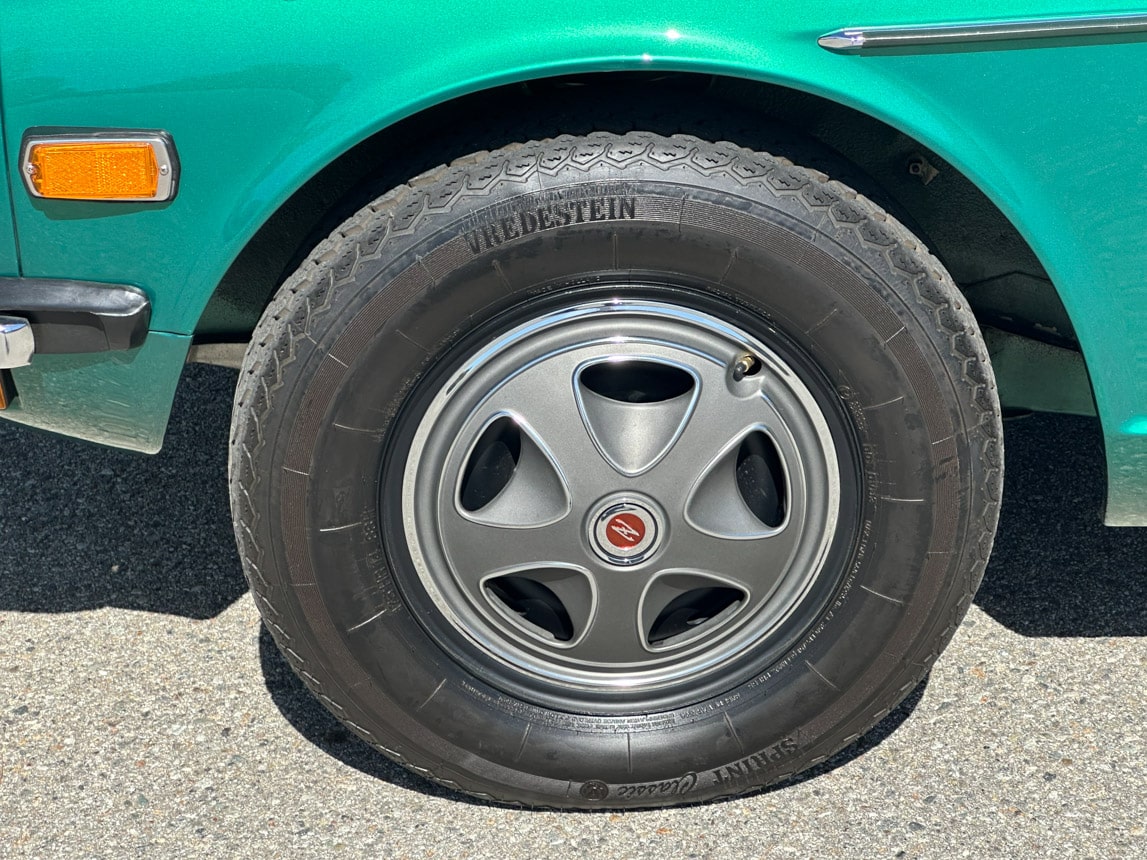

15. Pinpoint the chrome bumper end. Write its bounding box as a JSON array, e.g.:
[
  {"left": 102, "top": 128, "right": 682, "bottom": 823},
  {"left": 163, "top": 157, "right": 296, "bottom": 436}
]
[{"left": 0, "top": 316, "right": 34, "bottom": 369}]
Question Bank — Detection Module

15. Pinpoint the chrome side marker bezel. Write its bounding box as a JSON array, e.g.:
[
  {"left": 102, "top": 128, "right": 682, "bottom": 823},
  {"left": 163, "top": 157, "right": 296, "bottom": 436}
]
[{"left": 19, "top": 129, "right": 179, "bottom": 202}]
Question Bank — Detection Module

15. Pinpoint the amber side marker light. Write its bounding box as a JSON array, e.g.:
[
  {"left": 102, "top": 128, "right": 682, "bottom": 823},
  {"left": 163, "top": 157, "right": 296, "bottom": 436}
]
[
  {"left": 0, "top": 370, "right": 14, "bottom": 410},
  {"left": 21, "top": 132, "right": 178, "bottom": 202}
]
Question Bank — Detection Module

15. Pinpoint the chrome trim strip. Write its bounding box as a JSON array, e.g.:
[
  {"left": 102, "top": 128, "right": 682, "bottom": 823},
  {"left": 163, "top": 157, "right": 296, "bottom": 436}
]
[
  {"left": 819, "top": 13, "right": 1147, "bottom": 52},
  {"left": 20, "top": 130, "right": 178, "bottom": 202},
  {"left": 0, "top": 317, "right": 35, "bottom": 369}
]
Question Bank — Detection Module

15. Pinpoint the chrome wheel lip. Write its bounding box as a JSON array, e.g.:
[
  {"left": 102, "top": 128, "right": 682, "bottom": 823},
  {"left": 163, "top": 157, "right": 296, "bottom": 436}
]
[{"left": 401, "top": 297, "right": 842, "bottom": 694}]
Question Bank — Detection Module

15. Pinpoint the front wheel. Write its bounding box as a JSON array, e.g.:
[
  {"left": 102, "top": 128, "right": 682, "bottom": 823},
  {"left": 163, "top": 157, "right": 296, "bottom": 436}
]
[{"left": 230, "top": 133, "right": 1002, "bottom": 808}]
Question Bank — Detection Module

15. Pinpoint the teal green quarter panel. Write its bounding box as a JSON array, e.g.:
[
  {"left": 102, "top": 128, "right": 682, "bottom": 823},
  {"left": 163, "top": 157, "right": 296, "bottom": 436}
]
[
  {"left": 0, "top": 56, "right": 20, "bottom": 278},
  {"left": 2, "top": 1, "right": 1147, "bottom": 520},
  {"left": 0, "top": 181, "right": 18, "bottom": 277},
  {"left": 0, "top": 334, "right": 189, "bottom": 454}
]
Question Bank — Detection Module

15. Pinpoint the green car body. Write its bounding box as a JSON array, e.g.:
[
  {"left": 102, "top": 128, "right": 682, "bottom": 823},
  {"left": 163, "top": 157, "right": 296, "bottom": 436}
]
[{"left": 1, "top": 0, "right": 1145, "bottom": 523}]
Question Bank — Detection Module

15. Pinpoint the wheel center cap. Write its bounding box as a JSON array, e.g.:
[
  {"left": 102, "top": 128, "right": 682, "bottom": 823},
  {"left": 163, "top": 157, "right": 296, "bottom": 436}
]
[{"left": 591, "top": 500, "right": 661, "bottom": 565}]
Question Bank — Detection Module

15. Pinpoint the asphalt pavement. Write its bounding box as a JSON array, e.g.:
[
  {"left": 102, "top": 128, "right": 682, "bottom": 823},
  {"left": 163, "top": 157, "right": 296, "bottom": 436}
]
[{"left": 1, "top": 363, "right": 1144, "bottom": 858}]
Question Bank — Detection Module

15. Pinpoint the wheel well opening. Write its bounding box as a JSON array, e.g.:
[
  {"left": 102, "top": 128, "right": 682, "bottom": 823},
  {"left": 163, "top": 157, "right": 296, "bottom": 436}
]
[{"left": 195, "top": 71, "right": 1085, "bottom": 415}]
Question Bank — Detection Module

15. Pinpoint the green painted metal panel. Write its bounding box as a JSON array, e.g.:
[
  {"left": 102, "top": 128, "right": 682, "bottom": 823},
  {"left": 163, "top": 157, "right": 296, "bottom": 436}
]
[
  {"left": 3, "top": 333, "right": 190, "bottom": 453},
  {"left": 1, "top": 1, "right": 1127, "bottom": 335},
  {"left": 0, "top": 47, "right": 21, "bottom": 275},
  {"left": 0, "top": 1, "right": 1146, "bottom": 519},
  {"left": 0, "top": 182, "right": 19, "bottom": 276}
]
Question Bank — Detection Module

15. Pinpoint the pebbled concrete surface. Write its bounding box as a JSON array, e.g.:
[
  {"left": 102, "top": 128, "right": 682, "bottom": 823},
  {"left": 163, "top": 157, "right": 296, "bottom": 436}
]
[{"left": 1, "top": 364, "right": 1144, "bottom": 859}]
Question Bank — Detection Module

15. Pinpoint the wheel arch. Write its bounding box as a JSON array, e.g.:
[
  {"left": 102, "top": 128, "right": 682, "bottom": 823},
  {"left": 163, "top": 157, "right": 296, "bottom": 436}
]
[
  {"left": 195, "top": 68, "right": 1071, "bottom": 352},
  {"left": 195, "top": 65, "right": 1126, "bottom": 516}
]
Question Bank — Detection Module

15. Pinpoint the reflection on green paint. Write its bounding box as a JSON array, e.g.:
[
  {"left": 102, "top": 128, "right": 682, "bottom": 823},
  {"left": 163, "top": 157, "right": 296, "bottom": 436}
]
[
  {"left": 5, "top": 333, "right": 191, "bottom": 453},
  {"left": 1120, "top": 416, "right": 1147, "bottom": 436}
]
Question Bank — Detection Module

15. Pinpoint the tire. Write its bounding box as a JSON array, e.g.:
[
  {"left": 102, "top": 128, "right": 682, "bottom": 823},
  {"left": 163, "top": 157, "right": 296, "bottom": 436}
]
[{"left": 230, "top": 132, "right": 1002, "bottom": 808}]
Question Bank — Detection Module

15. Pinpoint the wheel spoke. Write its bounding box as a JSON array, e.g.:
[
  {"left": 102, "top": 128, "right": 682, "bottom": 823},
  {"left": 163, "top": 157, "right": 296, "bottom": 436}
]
[
  {"left": 483, "top": 566, "right": 597, "bottom": 646},
  {"left": 641, "top": 359, "right": 779, "bottom": 510},
  {"left": 561, "top": 573, "right": 654, "bottom": 665},
  {"left": 575, "top": 358, "right": 699, "bottom": 476},
  {"left": 454, "top": 414, "right": 571, "bottom": 529},
  {"left": 472, "top": 354, "right": 620, "bottom": 498},
  {"left": 437, "top": 508, "right": 584, "bottom": 591},
  {"left": 639, "top": 571, "right": 749, "bottom": 649},
  {"left": 663, "top": 517, "right": 805, "bottom": 604}
]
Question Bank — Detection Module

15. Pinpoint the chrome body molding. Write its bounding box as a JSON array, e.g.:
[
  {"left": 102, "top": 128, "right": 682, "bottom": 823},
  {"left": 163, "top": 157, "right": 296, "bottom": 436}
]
[{"left": 819, "top": 13, "right": 1147, "bottom": 52}]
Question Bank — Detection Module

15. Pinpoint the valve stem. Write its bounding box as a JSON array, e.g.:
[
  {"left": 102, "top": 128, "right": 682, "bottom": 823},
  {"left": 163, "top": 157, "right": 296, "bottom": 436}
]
[{"left": 732, "top": 353, "right": 762, "bottom": 382}]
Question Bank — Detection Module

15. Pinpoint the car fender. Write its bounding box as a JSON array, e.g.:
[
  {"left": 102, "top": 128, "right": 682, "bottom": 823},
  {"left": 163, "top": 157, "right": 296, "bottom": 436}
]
[{"left": 3, "top": 2, "right": 1146, "bottom": 522}]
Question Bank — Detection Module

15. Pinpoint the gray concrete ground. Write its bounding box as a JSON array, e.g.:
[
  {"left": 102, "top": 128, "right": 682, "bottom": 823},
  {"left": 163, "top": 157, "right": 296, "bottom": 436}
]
[{"left": 1, "top": 364, "right": 1144, "bottom": 859}]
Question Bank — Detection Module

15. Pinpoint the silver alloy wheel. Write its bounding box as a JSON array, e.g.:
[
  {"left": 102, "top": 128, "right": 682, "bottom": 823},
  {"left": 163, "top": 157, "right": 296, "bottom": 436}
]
[{"left": 402, "top": 299, "right": 841, "bottom": 694}]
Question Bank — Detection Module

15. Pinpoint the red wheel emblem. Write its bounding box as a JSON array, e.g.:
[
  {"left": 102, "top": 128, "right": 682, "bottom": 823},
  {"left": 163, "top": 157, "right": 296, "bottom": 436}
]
[
  {"left": 592, "top": 500, "right": 660, "bottom": 564},
  {"left": 606, "top": 513, "right": 646, "bottom": 549}
]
